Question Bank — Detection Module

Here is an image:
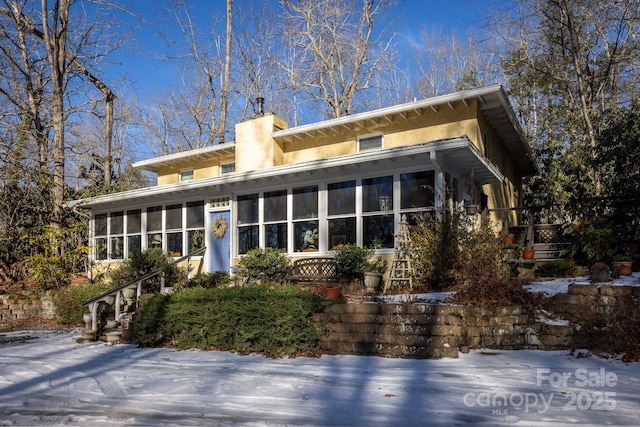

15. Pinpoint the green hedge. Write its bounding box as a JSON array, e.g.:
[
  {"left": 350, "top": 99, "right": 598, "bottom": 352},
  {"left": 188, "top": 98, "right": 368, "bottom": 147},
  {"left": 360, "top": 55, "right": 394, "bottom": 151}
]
[
  {"left": 53, "top": 281, "right": 111, "bottom": 325},
  {"left": 135, "top": 284, "right": 332, "bottom": 358}
]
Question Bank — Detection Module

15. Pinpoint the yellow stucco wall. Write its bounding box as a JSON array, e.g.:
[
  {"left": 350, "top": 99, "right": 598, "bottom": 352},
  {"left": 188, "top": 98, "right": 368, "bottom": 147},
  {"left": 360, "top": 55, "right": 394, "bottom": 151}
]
[
  {"left": 283, "top": 100, "right": 480, "bottom": 164},
  {"left": 156, "top": 154, "right": 236, "bottom": 185},
  {"left": 235, "top": 114, "right": 287, "bottom": 172}
]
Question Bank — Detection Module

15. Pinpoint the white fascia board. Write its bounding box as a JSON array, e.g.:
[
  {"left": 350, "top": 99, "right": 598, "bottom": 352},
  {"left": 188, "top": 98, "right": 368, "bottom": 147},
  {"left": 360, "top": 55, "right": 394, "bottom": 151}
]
[
  {"left": 273, "top": 85, "right": 504, "bottom": 140},
  {"left": 132, "top": 143, "right": 236, "bottom": 172}
]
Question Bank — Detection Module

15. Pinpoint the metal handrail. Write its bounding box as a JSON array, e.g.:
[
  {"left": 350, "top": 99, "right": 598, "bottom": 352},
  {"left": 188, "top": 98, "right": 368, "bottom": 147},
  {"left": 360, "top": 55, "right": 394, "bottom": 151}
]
[{"left": 81, "top": 246, "right": 206, "bottom": 308}]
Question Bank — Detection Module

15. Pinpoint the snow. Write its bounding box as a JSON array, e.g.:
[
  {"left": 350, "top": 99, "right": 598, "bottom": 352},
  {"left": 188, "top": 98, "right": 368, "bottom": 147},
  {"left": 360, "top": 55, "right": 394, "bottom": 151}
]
[
  {"left": 2, "top": 273, "right": 640, "bottom": 426},
  {"left": 1, "top": 328, "right": 639, "bottom": 426}
]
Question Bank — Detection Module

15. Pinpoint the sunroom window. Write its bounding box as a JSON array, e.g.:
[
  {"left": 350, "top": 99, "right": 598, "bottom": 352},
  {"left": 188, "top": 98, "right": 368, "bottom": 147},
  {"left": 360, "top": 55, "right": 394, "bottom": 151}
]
[
  {"left": 237, "top": 193, "right": 259, "bottom": 254},
  {"left": 264, "top": 190, "right": 288, "bottom": 250},
  {"left": 94, "top": 213, "right": 107, "bottom": 260},
  {"left": 127, "top": 209, "right": 142, "bottom": 255},
  {"left": 165, "top": 204, "right": 183, "bottom": 257},
  {"left": 109, "top": 211, "right": 124, "bottom": 259},
  {"left": 146, "top": 206, "right": 163, "bottom": 250},
  {"left": 362, "top": 176, "right": 394, "bottom": 248},
  {"left": 293, "top": 186, "right": 318, "bottom": 252},
  {"left": 186, "top": 201, "right": 205, "bottom": 253},
  {"left": 327, "top": 181, "right": 356, "bottom": 249}
]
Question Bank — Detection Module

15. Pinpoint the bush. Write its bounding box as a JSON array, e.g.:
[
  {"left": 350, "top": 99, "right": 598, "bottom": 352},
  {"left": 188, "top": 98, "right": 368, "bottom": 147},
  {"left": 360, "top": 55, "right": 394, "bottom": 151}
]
[
  {"left": 53, "top": 281, "right": 111, "bottom": 325},
  {"left": 535, "top": 260, "right": 577, "bottom": 277},
  {"left": 134, "top": 293, "right": 170, "bottom": 347},
  {"left": 237, "top": 248, "right": 290, "bottom": 284},
  {"left": 186, "top": 271, "right": 231, "bottom": 288},
  {"left": 108, "top": 248, "right": 188, "bottom": 292},
  {"left": 409, "top": 208, "right": 508, "bottom": 290},
  {"left": 332, "top": 244, "right": 373, "bottom": 285},
  {"left": 135, "top": 284, "right": 332, "bottom": 358}
]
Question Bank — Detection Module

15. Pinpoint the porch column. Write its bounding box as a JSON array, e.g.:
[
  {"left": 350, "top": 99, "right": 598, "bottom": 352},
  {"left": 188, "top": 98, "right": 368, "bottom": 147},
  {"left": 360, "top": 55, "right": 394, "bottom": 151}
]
[{"left": 431, "top": 151, "right": 445, "bottom": 219}]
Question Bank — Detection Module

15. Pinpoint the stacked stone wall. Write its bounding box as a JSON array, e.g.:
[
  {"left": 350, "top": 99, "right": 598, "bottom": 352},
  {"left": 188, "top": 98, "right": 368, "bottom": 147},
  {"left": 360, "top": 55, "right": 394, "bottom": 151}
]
[{"left": 0, "top": 292, "right": 56, "bottom": 321}]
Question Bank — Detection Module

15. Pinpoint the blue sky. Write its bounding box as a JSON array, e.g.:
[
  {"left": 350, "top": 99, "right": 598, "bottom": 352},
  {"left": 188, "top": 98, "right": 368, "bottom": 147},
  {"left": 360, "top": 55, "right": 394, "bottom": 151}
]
[{"left": 110, "top": 0, "right": 483, "bottom": 99}]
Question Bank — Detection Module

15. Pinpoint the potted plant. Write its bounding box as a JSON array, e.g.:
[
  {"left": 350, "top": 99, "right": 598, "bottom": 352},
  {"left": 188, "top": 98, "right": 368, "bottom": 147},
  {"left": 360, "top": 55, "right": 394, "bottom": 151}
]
[
  {"left": 612, "top": 254, "right": 633, "bottom": 276},
  {"left": 502, "top": 232, "right": 515, "bottom": 246},
  {"left": 364, "top": 256, "right": 388, "bottom": 293}
]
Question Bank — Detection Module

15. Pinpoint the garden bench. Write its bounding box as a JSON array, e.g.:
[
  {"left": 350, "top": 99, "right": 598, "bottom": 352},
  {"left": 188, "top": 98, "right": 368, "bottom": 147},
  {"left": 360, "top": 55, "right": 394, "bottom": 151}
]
[{"left": 290, "top": 257, "right": 337, "bottom": 285}]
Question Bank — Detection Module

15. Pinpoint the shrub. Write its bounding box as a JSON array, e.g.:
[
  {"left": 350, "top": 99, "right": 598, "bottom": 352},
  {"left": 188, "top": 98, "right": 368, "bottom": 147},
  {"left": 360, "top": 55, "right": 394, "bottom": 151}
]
[
  {"left": 186, "top": 271, "right": 231, "bottom": 288},
  {"left": 23, "top": 224, "right": 90, "bottom": 290},
  {"left": 108, "top": 248, "right": 188, "bottom": 292},
  {"left": 237, "top": 247, "right": 290, "bottom": 284},
  {"left": 53, "top": 281, "right": 111, "bottom": 325},
  {"left": 134, "top": 293, "right": 170, "bottom": 347},
  {"left": 535, "top": 260, "right": 577, "bottom": 277},
  {"left": 408, "top": 208, "right": 508, "bottom": 290},
  {"left": 135, "top": 284, "right": 332, "bottom": 358},
  {"left": 332, "top": 244, "right": 373, "bottom": 285}
]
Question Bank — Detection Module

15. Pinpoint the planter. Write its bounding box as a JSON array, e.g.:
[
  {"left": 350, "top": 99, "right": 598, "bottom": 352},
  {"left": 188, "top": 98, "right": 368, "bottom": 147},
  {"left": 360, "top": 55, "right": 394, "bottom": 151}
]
[
  {"left": 612, "top": 261, "right": 633, "bottom": 276},
  {"left": 122, "top": 288, "right": 136, "bottom": 299},
  {"left": 522, "top": 249, "right": 535, "bottom": 260},
  {"left": 323, "top": 283, "right": 342, "bottom": 300},
  {"left": 502, "top": 234, "right": 515, "bottom": 245},
  {"left": 83, "top": 313, "right": 92, "bottom": 324},
  {"left": 364, "top": 272, "right": 382, "bottom": 293}
]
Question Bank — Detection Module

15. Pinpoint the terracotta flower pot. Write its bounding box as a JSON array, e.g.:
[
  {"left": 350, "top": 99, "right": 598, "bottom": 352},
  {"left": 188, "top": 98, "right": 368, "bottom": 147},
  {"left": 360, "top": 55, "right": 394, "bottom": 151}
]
[
  {"left": 323, "top": 283, "right": 342, "bottom": 300},
  {"left": 612, "top": 261, "right": 632, "bottom": 276},
  {"left": 503, "top": 234, "right": 515, "bottom": 245},
  {"left": 522, "top": 249, "right": 535, "bottom": 260}
]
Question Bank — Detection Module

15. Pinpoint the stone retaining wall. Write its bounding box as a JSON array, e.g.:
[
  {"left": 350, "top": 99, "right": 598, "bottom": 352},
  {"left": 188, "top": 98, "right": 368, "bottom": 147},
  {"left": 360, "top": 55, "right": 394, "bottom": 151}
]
[
  {"left": 0, "top": 292, "right": 56, "bottom": 320},
  {"left": 552, "top": 283, "right": 640, "bottom": 320},
  {"left": 315, "top": 284, "right": 638, "bottom": 359}
]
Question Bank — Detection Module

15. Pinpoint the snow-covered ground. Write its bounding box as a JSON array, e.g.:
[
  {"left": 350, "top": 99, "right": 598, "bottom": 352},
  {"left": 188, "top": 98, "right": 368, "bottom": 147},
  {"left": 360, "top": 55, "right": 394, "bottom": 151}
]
[
  {"left": 1, "top": 274, "right": 639, "bottom": 426},
  {"left": 1, "top": 333, "right": 639, "bottom": 425}
]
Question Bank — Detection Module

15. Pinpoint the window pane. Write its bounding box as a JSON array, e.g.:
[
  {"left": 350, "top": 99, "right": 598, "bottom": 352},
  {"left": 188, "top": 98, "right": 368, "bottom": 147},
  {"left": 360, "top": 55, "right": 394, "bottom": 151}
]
[
  {"left": 221, "top": 162, "right": 235, "bottom": 174},
  {"left": 265, "top": 223, "right": 287, "bottom": 249},
  {"left": 294, "top": 221, "right": 319, "bottom": 252},
  {"left": 148, "top": 232, "right": 162, "bottom": 249},
  {"left": 127, "top": 210, "right": 141, "bottom": 234},
  {"left": 188, "top": 229, "right": 205, "bottom": 253},
  {"left": 166, "top": 204, "right": 182, "bottom": 230},
  {"left": 147, "top": 206, "right": 162, "bottom": 231},
  {"left": 401, "top": 171, "right": 435, "bottom": 209},
  {"left": 237, "top": 194, "right": 258, "bottom": 224},
  {"left": 95, "top": 214, "right": 107, "bottom": 236},
  {"left": 362, "top": 176, "right": 393, "bottom": 212},
  {"left": 363, "top": 215, "right": 394, "bottom": 248},
  {"left": 264, "top": 190, "right": 287, "bottom": 222},
  {"left": 128, "top": 235, "right": 141, "bottom": 255},
  {"left": 186, "top": 201, "right": 204, "bottom": 228},
  {"left": 328, "top": 181, "right": 355, "bottom": 215},
  {"left": 293, "top": 186, "right": 318, "bottom": 220},
  {"left": 328, "top": 218, "right": 356, "bottom": 250},
  {"left": 167, "top": 232, "right": 182, "bottom": 256},
  {"left": 359, "top": 135, "right": 382, "bottom": 151},
  {"left": 110, "top": 236, "right": 124, "bottom": 259},
  {"left": 110, "top": 212, "right": 123, "bottom": 234},
  {"left": 238, "top": 225, "right": 259, "bottom": 254},
  {"left": 95, "top": 237, "right": 107, "bottom": 260},
  {"left": 180, "top": 170, "right": 194, "bottom": 181}
]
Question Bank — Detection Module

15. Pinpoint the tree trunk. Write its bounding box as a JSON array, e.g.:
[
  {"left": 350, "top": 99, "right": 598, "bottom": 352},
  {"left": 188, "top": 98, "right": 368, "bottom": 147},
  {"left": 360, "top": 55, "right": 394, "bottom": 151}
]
[{"left": 218, "top": 0, "right": 233, "bottom": 143}]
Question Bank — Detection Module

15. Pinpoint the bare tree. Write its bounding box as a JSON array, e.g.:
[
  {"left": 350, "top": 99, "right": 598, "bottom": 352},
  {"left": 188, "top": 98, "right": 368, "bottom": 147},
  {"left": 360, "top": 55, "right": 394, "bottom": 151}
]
[{"left": 280, "top": 0, "right": 396, "bottom": 119}]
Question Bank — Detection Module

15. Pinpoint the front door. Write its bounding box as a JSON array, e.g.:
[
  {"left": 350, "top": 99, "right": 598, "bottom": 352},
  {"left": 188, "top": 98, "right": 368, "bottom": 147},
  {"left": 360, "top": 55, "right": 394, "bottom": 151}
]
[{"left": 209, "top": 210, "right": 231, "bottom": 273}]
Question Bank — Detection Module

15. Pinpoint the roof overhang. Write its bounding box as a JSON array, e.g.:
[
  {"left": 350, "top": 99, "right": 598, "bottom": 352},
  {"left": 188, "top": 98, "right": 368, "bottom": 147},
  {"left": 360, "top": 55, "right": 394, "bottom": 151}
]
[
  {"left": 66, "top": 136, "right": 502, "bottom": 212},
  {"left": 132, "top": 143, "right": 236, "bottom": 173},
  {"left": 273, "top": 84, "right": 537, "bottom": 177}
]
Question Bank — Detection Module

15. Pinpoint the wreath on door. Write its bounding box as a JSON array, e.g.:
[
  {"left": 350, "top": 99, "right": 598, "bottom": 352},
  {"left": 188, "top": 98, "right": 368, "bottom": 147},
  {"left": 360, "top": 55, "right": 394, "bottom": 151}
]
[{"left": 212, "top": 217, "right": 228, "bottom": 239}]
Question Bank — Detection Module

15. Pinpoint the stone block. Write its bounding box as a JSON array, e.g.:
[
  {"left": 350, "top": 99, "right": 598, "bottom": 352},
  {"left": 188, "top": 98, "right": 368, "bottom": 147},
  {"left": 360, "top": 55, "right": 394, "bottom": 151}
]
[
  {"left": 599, "top": 286, "right": 624, "bottom": 297},
  {"left": 568, "top": 283, "right": 599, "bottom": 296},
  {"left": 429, "top": 324, "right": 462, "bottom": 336}
]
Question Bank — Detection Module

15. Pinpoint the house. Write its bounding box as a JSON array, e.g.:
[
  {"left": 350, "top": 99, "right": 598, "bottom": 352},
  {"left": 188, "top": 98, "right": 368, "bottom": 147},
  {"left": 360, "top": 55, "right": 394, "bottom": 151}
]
[{"left": 67, "top": 85, "right": 537, "bottom": 279}]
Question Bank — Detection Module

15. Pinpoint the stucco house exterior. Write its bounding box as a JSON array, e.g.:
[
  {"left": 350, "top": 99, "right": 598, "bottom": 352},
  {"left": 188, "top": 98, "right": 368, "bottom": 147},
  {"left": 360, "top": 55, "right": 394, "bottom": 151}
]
[{"left": 67, "top": 85, "right": 537, "bottom": 279}]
